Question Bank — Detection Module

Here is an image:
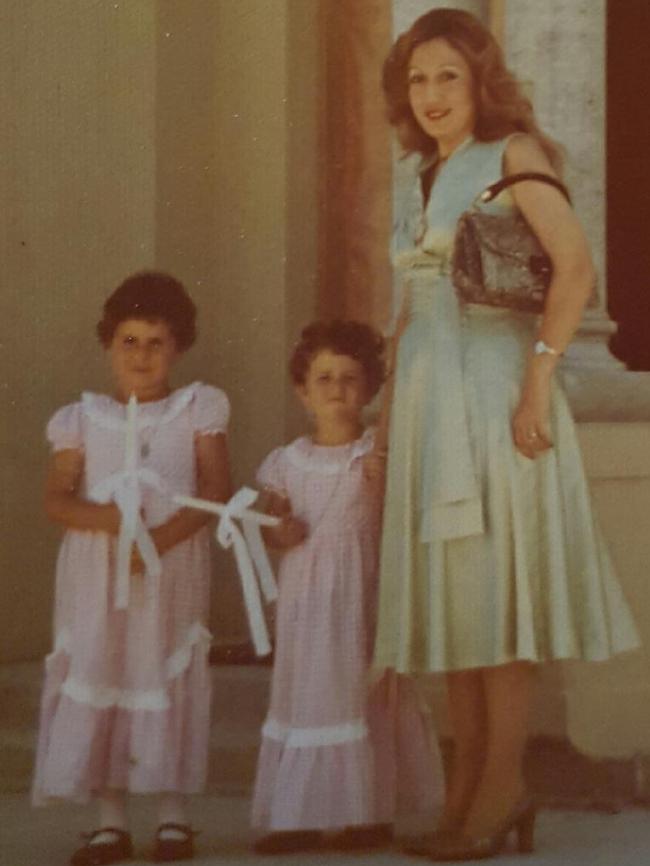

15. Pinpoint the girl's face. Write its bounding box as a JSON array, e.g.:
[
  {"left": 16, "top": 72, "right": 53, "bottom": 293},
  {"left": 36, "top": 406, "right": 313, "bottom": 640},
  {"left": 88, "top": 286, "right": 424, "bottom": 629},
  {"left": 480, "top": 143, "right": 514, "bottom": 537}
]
[
  {"left": 297, "top": 350, "right": 368, "bottom": 427},
  {"left": 407, "top": 37, "right": 476, "bottom": 157},
  {"left": 109, "top": 318, "right": 179, "bottom": 402}
]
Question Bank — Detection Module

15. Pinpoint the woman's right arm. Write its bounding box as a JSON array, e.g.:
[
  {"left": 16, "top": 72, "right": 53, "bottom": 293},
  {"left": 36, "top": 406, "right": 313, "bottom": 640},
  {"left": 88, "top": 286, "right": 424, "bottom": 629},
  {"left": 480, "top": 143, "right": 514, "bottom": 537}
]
[{"left": 44, "top": 449, "right": 121, "bottom": 534}]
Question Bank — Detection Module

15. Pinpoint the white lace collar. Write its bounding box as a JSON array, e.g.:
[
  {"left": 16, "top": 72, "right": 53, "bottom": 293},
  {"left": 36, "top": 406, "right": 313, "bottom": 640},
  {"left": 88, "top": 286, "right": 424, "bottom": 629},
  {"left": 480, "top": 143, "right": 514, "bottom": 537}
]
[
  {"left": 284, "top": 427, "right": 375, "bottom": 475},
  {"left": 81, "top": 382, "right": 201, "bottom": 431}
]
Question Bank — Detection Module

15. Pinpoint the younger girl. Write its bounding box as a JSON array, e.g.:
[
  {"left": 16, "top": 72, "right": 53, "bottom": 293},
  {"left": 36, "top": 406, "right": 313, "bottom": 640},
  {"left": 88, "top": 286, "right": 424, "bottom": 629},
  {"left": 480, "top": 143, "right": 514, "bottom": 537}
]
[
  {"left": 33, "top": 272, "right": 231, "bottom": 865},
  {"left": 251, "top": 320, "right": 440, "bottom": 854}
]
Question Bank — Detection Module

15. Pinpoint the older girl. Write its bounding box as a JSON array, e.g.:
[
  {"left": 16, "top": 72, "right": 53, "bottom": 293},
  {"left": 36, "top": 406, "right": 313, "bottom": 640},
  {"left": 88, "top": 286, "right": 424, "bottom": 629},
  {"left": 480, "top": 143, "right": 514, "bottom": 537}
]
[{"left": 33, "top": 272, "right": 231, "bottom": 864}]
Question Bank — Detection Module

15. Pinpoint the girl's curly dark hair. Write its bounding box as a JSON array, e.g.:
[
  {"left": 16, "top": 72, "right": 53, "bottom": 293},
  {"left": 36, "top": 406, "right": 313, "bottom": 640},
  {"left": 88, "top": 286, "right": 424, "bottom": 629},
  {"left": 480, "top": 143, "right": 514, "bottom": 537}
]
[
  {"left": 289, "top": 320, "right": 386, "bottom": 400},
  {"left": 96, "top": 271, "right": 197, "bottom": 351},
  {"left": 383, "top": 7, "right": 561, "bottom": 170}
]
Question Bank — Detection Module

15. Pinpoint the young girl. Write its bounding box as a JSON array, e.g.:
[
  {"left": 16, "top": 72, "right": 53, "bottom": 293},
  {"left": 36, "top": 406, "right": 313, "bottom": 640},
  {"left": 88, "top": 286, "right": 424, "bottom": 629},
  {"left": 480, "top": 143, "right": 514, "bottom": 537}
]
[
  {"left": 33, "top": 272, "right": 231, "bottom": 865},
  {"left": 251, "top": 320, "right": 441, "bottom": 854}
]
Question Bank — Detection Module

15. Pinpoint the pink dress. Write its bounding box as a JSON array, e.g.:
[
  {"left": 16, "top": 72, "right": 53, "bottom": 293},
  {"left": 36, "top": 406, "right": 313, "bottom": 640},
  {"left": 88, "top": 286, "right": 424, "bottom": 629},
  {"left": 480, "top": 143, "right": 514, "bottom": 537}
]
[
  {"left": 33, "top": 382, "right": 230, "bottom": 804},
  {"left": 251, "top": 429, "right": 441, "bottom": 831}
]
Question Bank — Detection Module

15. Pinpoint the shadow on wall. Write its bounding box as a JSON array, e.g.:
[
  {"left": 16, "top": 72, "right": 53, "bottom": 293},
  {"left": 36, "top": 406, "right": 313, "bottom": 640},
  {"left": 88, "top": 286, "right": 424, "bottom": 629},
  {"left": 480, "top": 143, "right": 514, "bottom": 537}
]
[{"left": 607, "top": 0, "right": 650, "bottom": 371}]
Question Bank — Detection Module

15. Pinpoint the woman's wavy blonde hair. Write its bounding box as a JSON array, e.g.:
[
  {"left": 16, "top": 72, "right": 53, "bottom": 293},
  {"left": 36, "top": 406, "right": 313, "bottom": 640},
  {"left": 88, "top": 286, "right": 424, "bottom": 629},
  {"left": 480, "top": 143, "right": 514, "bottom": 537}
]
[{"left": 383, "top": 7, "right": 562, "bottom": 171}]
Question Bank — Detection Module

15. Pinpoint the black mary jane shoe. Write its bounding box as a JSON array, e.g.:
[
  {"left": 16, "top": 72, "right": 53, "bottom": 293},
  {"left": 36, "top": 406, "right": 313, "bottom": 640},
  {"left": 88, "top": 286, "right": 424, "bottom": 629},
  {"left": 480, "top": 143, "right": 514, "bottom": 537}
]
[
  {"left": 253, "top": 830, "right": 324, "bottom": 855},
  {"left": 70, "top": 828, "right": 134, "bottom": 866},
  {"left": 152, "top": 823, "right": 199, "bottom": 862}
]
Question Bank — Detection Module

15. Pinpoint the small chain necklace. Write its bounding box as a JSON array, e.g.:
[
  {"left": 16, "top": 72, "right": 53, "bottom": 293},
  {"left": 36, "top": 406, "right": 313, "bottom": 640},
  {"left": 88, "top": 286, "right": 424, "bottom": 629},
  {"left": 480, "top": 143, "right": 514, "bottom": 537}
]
[{"left": 136, "top": 394, "right": 171, "bottom": 460}]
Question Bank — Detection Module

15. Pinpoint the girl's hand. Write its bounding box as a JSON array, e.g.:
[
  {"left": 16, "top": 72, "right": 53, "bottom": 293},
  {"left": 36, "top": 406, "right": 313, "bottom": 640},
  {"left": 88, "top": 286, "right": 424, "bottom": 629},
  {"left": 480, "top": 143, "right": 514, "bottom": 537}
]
[
  {"left": 512, "top": 375, "right": 553, "bottom": 459},
  {"left": 99, "top": 503, "right": 122, "bottom": 535},
  {"left": 130, "top": 545, "right": 145, "bottom": 576},
  {"left": 261, "top": 490, "right": 307, "bottom": 549},
  {"left": 362, "top": 449, "right": 387, "bottom": 484},
  {"left": 44, "top": 448, "right": 124, "bottom": 534},
  {"left": 271, "top": 514, "right": 308, "bottom": 549}
]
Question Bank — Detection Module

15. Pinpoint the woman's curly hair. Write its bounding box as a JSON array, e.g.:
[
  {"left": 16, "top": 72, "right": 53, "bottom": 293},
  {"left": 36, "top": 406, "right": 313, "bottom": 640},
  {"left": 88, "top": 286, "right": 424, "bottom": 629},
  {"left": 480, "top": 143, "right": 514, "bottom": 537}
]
[
  {"left": 383, "top": 7, "right": 561, "bottom": 170},
  {"left": 290, "top": 320, "right": 386, "bottom": 400},
  {"left": 96, "top": 271, "right": 197, "bottom": 351}
]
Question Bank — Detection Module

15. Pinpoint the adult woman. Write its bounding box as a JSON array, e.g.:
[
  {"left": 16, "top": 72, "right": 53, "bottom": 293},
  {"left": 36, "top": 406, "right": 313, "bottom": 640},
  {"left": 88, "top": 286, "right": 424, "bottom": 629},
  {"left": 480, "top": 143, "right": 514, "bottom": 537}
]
[{"left": 372, "top": 8, "right": 639, "bottom": 860}]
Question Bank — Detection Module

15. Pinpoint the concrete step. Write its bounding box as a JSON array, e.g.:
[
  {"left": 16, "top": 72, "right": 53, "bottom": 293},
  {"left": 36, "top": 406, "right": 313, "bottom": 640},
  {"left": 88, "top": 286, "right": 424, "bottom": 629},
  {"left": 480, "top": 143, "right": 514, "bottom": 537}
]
[
  {"left": 0, "top": 658, "right": 270, "bottom": 795},
  {"left": 0, "top": 661, "right": 42, "bottom": 794}
]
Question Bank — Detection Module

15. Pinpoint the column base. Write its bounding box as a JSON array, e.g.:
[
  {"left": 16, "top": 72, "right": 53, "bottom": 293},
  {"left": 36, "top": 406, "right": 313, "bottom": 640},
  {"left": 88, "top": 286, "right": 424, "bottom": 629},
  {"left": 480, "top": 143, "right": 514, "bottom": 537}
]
[
  {"left": 562, "top": 368, "right": 650, "bottom": 422},
  {"left": 562, "top": 310, "right": 625, "bottom": 372}
]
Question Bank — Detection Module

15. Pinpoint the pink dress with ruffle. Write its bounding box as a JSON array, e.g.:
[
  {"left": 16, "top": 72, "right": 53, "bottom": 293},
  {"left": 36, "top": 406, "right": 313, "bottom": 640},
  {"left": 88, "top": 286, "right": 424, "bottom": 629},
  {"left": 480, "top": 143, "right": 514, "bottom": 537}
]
[
  {"left": 251, "top": 430, "right": 441, "bottom": 831},
  {"left": 33, "top": 382, "right": 230, "bottom": 804}
]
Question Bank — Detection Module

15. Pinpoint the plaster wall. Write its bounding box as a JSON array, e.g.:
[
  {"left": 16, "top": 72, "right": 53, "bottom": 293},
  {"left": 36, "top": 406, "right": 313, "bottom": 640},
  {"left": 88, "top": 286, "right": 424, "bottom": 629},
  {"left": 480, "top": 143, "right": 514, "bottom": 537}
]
[
  {"left": 0, "top": 2, "right": 158, "bottom": 662},
  {"left": 0, "top": 0, "right": 321, "bottom": 662}
]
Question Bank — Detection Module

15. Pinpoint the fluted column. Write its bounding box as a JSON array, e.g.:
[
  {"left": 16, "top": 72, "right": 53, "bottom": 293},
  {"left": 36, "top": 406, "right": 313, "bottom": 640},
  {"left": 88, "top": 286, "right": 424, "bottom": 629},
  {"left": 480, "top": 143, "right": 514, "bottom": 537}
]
[
  {"left": 503, "top": 0, "right": 623, "bottom": 371},
  {"left": 393, "top": 0, "right": 488, "bottom": 34}
]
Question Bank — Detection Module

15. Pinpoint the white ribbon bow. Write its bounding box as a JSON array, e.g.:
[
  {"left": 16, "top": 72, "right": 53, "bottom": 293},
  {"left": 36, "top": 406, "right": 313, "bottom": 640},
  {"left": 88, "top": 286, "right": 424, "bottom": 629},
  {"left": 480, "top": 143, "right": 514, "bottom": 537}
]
[
  {"left": 173, "top": 488, "right": 279, "bottom": 656},
  {"left": 89, "top": 394, "right": 162, "bottom": 609}
]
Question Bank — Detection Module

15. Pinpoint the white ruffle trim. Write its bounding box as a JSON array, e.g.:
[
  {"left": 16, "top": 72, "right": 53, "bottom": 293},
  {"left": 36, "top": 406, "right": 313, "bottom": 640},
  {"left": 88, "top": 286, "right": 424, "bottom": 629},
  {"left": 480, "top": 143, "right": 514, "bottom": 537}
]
[
  {"left": 284, "top": 428, "right": 375, "bottom": 476},
  {"left": 81, "top": 382, "right": 202, "bottom": 432},
  {"left": 61, "top": 677, "right": 170, "bottom": 711},
  {"left": 262, "top": 717, "right": 368, "bottom": 748},
  {"left": 47, "top": 622, "right": 212, "bottom": 712},
  {"left": 195, "top": 427, "right": 227, "bottom": 437}
]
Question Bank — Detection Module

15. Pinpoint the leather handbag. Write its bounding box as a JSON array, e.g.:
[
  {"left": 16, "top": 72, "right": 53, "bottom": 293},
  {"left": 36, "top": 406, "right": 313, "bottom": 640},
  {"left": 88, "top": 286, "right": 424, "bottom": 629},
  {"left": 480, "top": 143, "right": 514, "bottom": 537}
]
[{"left": 451, "top": 172, "right": 571, "bottom": 313}]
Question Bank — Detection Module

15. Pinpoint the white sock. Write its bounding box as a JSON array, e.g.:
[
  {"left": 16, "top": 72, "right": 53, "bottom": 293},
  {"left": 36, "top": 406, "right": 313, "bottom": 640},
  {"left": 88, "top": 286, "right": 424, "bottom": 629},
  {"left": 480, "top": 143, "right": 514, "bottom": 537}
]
[
  {"left": 93, "top": 790, "right": 128, "bottom": 844},
  {"left": 158, "top": 793, "right": 190, "bottom": 840}
]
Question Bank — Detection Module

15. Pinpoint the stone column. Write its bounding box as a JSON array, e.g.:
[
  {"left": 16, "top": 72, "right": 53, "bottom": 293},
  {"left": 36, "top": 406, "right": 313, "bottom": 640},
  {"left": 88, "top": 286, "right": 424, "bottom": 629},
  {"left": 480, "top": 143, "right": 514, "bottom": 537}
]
[
  {"left": 502, "top": 0, "right": 632, "bottom": 379},
  {"left": 393, "top": 0, "right": 488, "bottom": 33},
  {"left": 505, "top": 0, "right": 650, "bottom": 418}
]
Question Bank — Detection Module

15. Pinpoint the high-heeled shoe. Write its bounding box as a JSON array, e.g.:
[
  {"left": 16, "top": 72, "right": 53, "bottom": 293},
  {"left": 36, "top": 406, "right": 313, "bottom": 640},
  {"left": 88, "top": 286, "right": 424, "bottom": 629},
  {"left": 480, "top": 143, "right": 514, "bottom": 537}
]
[
  {"left": 405, "top": 819, "right": 464, "bottom": 857},
  {"left": 406, "top": 796, "right": 536, "bottom": 861}
]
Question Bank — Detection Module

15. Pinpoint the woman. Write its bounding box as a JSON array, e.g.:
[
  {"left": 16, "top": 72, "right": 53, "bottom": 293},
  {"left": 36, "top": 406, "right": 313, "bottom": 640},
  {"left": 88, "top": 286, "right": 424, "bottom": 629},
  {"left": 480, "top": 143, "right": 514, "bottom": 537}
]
[{"left": 372, "top": 8, "right": 639, "bottom": 860}]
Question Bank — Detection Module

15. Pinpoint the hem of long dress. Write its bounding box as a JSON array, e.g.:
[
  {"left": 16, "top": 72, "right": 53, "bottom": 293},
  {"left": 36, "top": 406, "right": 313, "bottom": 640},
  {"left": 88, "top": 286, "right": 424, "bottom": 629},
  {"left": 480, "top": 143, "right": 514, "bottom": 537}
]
[
  {"left": 373, "top": 641, "right": 642, "bottom": 676},
  {"left": 32, "top": 622, "right": 212, "bottom": 805},
  {"left": 251, "top": 730, "right": 376, "bottom": 831}
]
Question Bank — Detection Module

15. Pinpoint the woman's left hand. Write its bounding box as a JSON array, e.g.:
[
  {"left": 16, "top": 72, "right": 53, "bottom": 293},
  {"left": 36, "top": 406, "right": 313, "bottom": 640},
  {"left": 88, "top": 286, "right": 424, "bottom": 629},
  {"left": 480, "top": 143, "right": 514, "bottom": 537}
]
[{"left": 512, "top": 377, "right": 553, "bottom": 459}]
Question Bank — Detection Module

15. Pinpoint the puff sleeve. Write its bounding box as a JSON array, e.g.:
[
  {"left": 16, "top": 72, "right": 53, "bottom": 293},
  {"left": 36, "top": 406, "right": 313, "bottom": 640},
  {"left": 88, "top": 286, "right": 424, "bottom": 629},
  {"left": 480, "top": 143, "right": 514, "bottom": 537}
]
[
  {"left": 256, "top": 447, "right": 288, "bottom": 498},
  {"left": 46, "top": 403, "right": 84, "bottom": 452},
  {"left": 189, "top": 383, "right": 231, "bottom": 435}
]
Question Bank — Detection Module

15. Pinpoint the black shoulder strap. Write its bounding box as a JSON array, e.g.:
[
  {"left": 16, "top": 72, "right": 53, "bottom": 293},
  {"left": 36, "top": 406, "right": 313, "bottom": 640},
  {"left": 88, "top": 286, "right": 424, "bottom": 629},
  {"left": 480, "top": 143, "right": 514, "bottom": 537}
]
[{"left": 480, "top": 172, "right": 571, "bottom": 205}]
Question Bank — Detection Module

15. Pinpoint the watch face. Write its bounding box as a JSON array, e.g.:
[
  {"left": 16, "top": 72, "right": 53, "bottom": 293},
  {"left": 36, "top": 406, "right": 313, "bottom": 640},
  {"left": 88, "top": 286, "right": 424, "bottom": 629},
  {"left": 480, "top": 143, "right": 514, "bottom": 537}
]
[{"left": 534, "top": 340, "right": 557, "bottom": 356}]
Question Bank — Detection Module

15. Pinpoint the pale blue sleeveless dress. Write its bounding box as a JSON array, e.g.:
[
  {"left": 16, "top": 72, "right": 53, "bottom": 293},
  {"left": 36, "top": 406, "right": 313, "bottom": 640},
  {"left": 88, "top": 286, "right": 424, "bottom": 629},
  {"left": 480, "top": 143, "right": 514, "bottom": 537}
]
[{"left": 374, "top": 136, "right": 639, "bottom": 673}]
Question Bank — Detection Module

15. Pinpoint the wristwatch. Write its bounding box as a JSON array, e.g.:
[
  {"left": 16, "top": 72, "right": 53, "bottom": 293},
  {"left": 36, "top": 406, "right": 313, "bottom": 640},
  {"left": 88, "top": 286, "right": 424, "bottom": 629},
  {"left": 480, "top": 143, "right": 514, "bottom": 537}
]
[{"left": 533, "top": 339, "right": 560, "bottom": 357}]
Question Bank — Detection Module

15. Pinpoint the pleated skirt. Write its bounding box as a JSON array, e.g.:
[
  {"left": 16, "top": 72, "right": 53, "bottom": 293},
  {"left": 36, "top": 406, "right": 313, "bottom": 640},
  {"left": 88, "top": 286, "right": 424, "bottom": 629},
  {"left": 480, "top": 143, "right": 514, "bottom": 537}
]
[{"left": 374, "top": 301, "right": 639, "bottom": 674}]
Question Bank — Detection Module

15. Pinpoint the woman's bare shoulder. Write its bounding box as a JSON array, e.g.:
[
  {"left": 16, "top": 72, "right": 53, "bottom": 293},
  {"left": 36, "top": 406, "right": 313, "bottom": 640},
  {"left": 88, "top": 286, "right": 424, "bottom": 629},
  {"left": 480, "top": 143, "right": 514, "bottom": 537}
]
[{"left": 504, "top": 133, "right": 556, "bottom": 176}]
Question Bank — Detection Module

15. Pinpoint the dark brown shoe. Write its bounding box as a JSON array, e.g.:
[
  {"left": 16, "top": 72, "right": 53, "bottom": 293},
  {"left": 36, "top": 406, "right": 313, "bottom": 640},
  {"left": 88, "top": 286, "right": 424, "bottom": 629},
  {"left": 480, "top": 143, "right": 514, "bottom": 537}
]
[
  {"left": 70, "top": 828, "right": 133, "bottom": 866},
  {"left": 253, "top": 830, "right": 323, "bottom": 855},
  {"left": 152, "top": 823, "right": 198, "bottom": 862},
  {"left": 331, "top": 823, "right": 394, "bottom": 850}
]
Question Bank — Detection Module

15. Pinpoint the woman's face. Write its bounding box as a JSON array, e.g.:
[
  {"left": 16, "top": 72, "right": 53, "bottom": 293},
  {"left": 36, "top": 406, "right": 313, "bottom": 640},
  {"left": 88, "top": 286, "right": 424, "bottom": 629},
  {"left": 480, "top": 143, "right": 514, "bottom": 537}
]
[{"left": 407, "top": 37, "right": 476, "bottom": 157}]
